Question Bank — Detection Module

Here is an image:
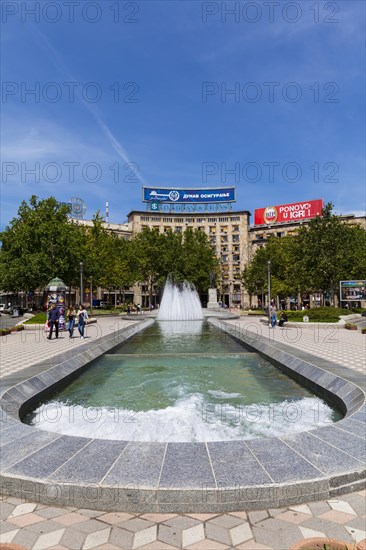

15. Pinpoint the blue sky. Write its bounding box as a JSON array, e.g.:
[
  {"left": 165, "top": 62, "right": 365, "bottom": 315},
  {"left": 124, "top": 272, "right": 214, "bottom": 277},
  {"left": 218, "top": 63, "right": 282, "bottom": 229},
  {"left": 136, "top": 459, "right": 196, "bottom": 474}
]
[{"left": 1, "top": 0, "right": 365, "bottom": 227}]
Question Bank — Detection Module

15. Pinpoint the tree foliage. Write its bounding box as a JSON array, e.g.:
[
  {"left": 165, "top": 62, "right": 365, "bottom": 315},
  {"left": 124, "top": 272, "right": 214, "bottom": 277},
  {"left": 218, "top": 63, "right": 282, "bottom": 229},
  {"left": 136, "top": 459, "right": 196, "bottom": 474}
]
[
  {"left": 242, "top": 203, "right": 366, "bottom": 302},
  {"left": 0, "top": 196, "right": 83, "bottom": 293},
  {"left": 0, "top": 196, "right": 219, "bottom": 301}
]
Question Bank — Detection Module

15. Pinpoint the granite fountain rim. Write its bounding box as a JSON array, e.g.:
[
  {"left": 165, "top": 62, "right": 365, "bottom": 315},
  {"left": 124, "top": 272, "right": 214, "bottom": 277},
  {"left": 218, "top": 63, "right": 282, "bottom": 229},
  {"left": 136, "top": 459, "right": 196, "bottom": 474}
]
[{"left": 0, "top": 315, "right": 365, "bottom": 513}]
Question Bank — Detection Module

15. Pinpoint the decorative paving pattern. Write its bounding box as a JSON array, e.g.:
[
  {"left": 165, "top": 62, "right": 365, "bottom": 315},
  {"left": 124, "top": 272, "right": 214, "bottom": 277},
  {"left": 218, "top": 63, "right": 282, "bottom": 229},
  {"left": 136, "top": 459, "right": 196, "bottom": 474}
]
[
  {"left": 1, "top": 317, "right": 365, "bottom": 514},
  {"left": 1, "top": 315, "right": 365, "bottom": 548},
  {"left": 224, "top": 318, "right": 366, "bottom": 375},
  {"left": 0, "top": 491, "right": 365, "bottom": 549},
  {"left": 0, "top": 317, "right": 139, "bottom": 382}
]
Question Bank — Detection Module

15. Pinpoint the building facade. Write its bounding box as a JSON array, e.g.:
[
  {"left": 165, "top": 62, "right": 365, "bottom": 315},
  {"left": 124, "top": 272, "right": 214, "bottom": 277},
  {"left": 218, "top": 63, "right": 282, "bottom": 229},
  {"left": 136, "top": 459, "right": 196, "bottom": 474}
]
[{"left": 75, "top": 210, "right": 366, "bottom": 309}]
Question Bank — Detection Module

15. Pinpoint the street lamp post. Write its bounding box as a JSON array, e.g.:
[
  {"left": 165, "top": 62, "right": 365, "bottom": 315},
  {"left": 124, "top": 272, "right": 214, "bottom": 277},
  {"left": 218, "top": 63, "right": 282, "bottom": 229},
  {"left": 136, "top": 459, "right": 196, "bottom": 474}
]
[
  {"left": 80, "top": 262, "right": 84, "bottom": 305},
  {"left": 90, "top": 276, "right": 93, "bottom": 316},
  {"left": 267, "top": 260, "right": 271, "bottom": 326}
]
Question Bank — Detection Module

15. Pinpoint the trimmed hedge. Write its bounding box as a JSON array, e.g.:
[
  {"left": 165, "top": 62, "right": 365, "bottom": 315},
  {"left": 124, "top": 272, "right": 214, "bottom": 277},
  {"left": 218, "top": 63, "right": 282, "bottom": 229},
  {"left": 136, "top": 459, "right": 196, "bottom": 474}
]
[{"left": 285, "top": 307, "right": 349, "bottom": 323}]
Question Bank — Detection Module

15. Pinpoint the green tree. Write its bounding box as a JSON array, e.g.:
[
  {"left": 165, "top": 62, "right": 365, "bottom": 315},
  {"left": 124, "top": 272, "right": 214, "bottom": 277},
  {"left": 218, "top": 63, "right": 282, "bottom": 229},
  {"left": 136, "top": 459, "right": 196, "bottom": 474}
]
[
  {"left": 296, "top": 203, "right": 366, "bottom": 302},
  {"left": 0, "top": 196, "right": 83, "bottom": 299},
  {"left": 132, "top": 228, "right": 165, "bottom": 304}
]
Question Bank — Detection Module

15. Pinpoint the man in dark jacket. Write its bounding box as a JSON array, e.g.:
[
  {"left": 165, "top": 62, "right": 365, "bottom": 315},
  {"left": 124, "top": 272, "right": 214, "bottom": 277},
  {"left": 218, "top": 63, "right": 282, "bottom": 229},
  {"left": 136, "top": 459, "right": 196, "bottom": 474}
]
[{"left": 48, "top": 304, "right": 60, "bottom": 340}]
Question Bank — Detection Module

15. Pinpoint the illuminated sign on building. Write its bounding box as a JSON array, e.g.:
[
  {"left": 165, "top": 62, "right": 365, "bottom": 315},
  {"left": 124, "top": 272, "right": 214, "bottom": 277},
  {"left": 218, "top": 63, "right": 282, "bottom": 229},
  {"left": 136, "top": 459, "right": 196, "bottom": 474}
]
[
  {"left": 254, "top": 199, "right": 323, "bottom": 225},
  {"left": 143, "top": 187, "right": 236, "bottom": 204},
  {"left": 340, "top": 281, "right": 366, "bottom": 302}
]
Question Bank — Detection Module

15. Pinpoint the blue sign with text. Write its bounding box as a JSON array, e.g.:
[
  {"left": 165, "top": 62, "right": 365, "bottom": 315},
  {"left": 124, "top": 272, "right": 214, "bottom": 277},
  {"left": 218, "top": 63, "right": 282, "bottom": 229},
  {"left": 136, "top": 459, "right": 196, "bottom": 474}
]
[{"left": 143, "top": 187, "right": 236, "bottom": 203}]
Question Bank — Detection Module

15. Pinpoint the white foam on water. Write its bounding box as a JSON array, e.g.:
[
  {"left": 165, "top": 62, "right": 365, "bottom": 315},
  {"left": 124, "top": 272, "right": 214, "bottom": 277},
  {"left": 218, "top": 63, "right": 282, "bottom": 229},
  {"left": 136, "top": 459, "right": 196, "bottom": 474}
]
[
  {"left": 29, "top": 395, "right": 337, "bottom": 442},
  {"left": 157, "top": 279, "right": 203, "bottom": 321}
]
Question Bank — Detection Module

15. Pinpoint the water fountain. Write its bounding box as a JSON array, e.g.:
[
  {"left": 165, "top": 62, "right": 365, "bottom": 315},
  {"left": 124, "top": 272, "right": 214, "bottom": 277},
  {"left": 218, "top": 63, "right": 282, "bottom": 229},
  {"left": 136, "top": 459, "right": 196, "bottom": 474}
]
[{"left": 157, "top": 278, "right": 203, "bottom": 321}]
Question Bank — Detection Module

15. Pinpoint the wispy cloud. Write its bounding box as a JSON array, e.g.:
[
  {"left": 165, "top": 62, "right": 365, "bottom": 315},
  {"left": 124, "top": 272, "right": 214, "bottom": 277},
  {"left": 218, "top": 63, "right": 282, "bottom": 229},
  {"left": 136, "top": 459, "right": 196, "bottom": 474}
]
[{"left": 29, "top": 24, "right": 148, "bottom": 185}]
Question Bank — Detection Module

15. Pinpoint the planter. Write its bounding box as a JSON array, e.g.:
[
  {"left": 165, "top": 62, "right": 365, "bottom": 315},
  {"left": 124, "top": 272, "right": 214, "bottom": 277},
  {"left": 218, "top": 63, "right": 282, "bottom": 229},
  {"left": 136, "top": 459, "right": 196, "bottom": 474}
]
[
  {"left": 345, "top": 323, "right": 358, "bottom": 330},
  {"left": 362, "top": 328, "right": 366, "bottom": 335},
  {"left": 0, "top": 329, "right": 11, "bottom": 336},
  {"left": 289, "top": 537, "right": 361, "bottom": 550}
]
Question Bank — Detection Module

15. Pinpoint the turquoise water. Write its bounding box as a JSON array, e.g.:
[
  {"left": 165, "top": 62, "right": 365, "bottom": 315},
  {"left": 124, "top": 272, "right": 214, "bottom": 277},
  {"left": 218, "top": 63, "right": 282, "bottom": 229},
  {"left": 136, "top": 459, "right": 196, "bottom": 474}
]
[{"left": 26, "top": 321, "right": 341, "bottom": 441}]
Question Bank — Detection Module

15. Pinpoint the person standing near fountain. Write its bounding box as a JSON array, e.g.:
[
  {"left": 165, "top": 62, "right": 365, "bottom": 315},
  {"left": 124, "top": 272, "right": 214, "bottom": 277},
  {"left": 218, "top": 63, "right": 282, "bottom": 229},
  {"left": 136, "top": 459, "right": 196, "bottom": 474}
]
[
  {"left": 269, "top": 303, "right": 277, "bottom": 328},
  {"left": 77, "top": 304, "right": 88, "bottom": 338}
]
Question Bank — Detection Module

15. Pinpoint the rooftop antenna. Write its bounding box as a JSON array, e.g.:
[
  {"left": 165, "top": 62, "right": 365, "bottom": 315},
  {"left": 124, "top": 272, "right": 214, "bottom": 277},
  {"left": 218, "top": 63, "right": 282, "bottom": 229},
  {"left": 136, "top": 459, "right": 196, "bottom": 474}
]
[{"left": 106, "top": 201, "right": 109, "bottom": 223}]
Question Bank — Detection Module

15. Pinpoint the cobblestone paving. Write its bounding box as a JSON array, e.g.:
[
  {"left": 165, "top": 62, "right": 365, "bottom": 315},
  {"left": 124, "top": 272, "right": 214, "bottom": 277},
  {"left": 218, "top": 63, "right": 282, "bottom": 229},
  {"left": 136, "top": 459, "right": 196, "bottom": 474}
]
[
  {"left": 0, "top": 491, "right": 365, "bottom": 549},
  {"left": 1, "top": 316, "right": 365, "bottom": 549}
]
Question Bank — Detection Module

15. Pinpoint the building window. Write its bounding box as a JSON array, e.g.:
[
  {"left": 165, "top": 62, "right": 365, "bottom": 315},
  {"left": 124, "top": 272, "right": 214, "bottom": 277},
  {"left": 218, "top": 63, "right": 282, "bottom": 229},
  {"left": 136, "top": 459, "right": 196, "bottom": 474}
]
[
  {"left": 232, "top": 235, "right": 239, "bottom": 242},
  {"left": 233, "top": 225, "right": 239, "bottom": 232},
  {"left": 233, "top": 255, "right": 240, "bottom": 262},
  {"left": 175, "top": 226, "right": 182, "bottom": 232},
  {"left": 163, "top": 218, "right": 173, "bottom": 223},
  {"left": 210, "top": 236, "right": 216, "bottom": 243},
  {"left": 221, "top": 235, "right": 228, "bottom": 242},
  {"left": 208, "top": 218, "right": 217, "bottom": 222}
]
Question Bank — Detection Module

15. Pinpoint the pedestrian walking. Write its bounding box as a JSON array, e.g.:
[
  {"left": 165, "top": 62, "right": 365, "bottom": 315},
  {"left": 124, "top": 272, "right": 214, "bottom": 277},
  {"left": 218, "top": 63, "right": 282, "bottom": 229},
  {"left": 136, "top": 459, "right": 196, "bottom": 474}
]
[
  {"left": 77, "top": 304, "right": 88, "bottom": 339},
  {"left": 67, "top": 305, "right": 76, "bottom": 338},
  {"left": 48, "top": 303, "right": 60, "bottom": 340}
]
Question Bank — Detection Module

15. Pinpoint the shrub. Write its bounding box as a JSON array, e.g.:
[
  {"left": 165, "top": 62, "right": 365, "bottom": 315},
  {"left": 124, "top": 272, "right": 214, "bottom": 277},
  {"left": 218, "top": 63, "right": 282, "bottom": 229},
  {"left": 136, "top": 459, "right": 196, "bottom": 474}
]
[
  {"left": 286, "top": 307, "right": 348, "bottom": 323},
  {"left": 362, "top": 328, "right": 366, "bottom": 334},
  {"left": 11, "top": 325, "right": 24, "bottom": 332},
  {"left": 0, "top": 328, "right": 11, "bottom": 336}
]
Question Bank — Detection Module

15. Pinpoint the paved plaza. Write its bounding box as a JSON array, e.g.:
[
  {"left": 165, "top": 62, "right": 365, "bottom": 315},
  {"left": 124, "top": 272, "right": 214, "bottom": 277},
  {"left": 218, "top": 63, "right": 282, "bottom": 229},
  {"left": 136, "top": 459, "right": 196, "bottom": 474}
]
[{"left": 0, "top": 315, "right": 365, "bottom": 549}]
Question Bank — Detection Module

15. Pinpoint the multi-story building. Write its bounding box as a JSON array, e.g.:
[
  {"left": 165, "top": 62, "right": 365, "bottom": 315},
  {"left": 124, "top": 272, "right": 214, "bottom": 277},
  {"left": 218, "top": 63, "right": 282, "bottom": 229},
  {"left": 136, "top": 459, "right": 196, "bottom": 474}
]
[
  {"left": 127, "top": 209, "right": 251, "bottom": 307},
  {"left": 74, "top": 208, "right": 366, "bottom": 309}
]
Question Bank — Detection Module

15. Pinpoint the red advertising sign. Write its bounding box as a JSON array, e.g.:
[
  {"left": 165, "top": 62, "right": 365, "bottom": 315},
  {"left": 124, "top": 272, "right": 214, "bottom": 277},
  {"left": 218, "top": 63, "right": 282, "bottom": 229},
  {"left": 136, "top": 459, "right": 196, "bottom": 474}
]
[{"left": 254, "top": 199, "right": 323, "bottom": 225}]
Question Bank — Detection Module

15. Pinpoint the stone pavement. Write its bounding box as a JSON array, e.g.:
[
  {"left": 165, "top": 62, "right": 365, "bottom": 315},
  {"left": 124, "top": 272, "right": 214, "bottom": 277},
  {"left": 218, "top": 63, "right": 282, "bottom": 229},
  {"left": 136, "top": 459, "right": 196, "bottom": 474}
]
[
  {"left": 224, "top": 317, "right": 366, "bottom": 375},
  {"left": 0, "top": 316, "right": 139, "bottom": 383},
  {"left": 0, "top": 316, "right": 365, "bottom": 549},
  {"left": 0, "top": 491, "right": 365, "bottom": 549}
]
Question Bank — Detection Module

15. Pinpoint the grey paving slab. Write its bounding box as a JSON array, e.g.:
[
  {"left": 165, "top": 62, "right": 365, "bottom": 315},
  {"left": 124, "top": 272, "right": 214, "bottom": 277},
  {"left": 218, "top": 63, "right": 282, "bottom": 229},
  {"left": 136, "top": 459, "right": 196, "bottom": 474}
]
[
  {"left": 313, "top": 425, "right": 366, "bottom": 462},
  {"left": 159, "top": 443, "right": 216, "bottom": 489},
  {"left": 5, "top": 435, "right": 91, "bottom": 478},
  {"left": 0, "top": 422, "right": 32, "bottom": 445},
  {"left": 351, "top": 411, "right": 366, "bottom": 422},
  {"left": 283, "top": 432, "right": 364, "bottom": 475},
  {"left": 337, "top": 417, "right": 366, "bottom": 438},
  {"left": 208, "top": 441, "right": 273, "bottom": 486},
  {"left": 49, "top": 439, "right": 128, "bottom": 483},
  {"left": 103, "top": 442, "right": 166, "bottom": 487},
  {"left": 252, "top": 522, "right": 302, "bottom": 550},
  {"left": 0, "top": 430, "right": 60, "bottom": 470},
  {"left": 245, "top": 438, "right": 322, "bottom": 482}
]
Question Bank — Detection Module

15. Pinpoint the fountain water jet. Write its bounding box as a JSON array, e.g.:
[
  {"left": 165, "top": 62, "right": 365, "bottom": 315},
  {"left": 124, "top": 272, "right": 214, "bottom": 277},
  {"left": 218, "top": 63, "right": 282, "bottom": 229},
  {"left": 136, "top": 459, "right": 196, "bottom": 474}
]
[{"left": 157, "top": 278, "right": 203, "bottom": 321}]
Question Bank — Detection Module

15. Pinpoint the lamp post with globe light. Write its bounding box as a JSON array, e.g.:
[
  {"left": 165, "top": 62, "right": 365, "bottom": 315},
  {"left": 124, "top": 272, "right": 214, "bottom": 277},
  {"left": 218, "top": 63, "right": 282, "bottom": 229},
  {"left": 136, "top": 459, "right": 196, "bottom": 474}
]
[{"left": 80, "top": 262, "right": 84, "bottom": 305}]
